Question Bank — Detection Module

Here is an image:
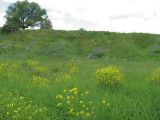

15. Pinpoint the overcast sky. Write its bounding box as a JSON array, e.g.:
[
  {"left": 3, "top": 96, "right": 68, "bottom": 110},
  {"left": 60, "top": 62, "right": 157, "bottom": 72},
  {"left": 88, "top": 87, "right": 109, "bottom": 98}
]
[{"left": 0, "top": 0, "right": 160, "bottom": 34}]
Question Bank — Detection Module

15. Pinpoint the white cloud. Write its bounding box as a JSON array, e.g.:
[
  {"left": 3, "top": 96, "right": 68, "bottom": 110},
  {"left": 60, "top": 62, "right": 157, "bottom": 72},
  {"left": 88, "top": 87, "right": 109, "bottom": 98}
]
[
  {"left": 0, "top": 0, "right": 9, "bottom": 11},
  {"left": 0, "top": 12, "right": 5, "bottom": 27},
  {"left": 1, "top": 0, "right": 160, "bottom": 34}
]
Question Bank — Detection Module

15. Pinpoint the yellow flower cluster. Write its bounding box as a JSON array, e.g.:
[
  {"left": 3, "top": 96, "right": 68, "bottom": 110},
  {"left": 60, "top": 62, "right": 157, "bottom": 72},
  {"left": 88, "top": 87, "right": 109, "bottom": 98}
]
[
  {"left": 56, "top": 87, "right": 95, "bottom": 119},
  {"left": 0, "top": 63, "right": 20, "bottom": 80},
  {"left": 3, "top": 72, "right": 15, "bottom": 79},
  {"left": 150, "top": 68, "right": 160, "bottom": 84},
  {"left": 96, "top": 66, "right": 123, "bottom": 86},
  {"left": 0, "top": 91, "right": 47, "bottom": 120},
  {"left": 9, "top": 63, "right": 20, "bottom": 71},
  {"left": 34, "top": 66, "right": 46, "bottom": 74},
  {"left": 55, "top": 62, "right": 79, "bottom": 83},
  {"left": 0, "top": 63, "right": 8, "bottom": 72},
  {"left": 26, "top": 60, "right": 39, "bottom": 67},
  {"left": 65, "top": 62, "right": 79, "bottom": 74},
  {"left": 32, "top": 75, "right": 49, "bottom": 87},
  {"left": 26, "top": 60, "right": 46, "bottom": 75},
  {"left": 56, "top": 73, "right": 71, "bottom": 82},
  {"left": 101, "top": 100, "right": 110, "bottom": 107}
]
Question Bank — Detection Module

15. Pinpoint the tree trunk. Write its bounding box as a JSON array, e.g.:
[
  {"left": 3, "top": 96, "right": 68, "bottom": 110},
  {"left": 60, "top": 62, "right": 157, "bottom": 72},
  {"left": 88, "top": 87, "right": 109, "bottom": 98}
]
[{"left": 22, "top": 19, "right": 25, "bottom": 29}]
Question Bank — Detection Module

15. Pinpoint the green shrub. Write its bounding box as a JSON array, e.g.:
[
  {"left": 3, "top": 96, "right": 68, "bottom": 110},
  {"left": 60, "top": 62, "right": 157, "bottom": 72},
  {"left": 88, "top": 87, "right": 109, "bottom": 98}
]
[
  {"left": 95, "top": 66, "right": 123, "bottom": 86},
  {"left": 87, "top": 48, "right": 105, "bottom": 59},
  {"left": 1, "top": 24, "right": 19, "bottom": 34}
]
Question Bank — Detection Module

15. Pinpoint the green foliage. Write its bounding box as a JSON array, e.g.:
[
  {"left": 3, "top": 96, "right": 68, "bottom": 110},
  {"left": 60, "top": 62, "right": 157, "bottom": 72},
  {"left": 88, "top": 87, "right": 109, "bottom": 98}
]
[
  {"left": 96, "top": 66, "right": 123, "bottom": 86},
  {"left": 0, "top": 27, "right": 2, "bottom": 33},
  {"left": 2, "top": 0, "right": 51, "bottom": 33},
  {"left": 87, "top": 47, "right": 105, "bottom": 59},
  {"left": 40, "top": 19, "right": 52, "bottom": 29},
  {"left": 130, "top": 33, "right": 156, "bottom": 48},
  {"left": 1, "top": 30, "right": 159, "bottom": 59},
  {"left": 148, "top": 43, "right": 160, "bottom": 56},
  {"left": 1, "top": 23, "right": 19, "bottom": 33}
]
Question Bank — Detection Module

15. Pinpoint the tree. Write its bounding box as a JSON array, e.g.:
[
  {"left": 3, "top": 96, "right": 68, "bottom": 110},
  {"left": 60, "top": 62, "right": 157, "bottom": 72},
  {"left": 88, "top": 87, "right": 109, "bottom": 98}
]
[
  {"left": 2, "top": 0, "right": 52, "bottom": 32},
  {"left": 40, "top": 19, "right": 52, "bottom": 29},
  {"left": 1, "top": 17, "right": 20, "bottom": 33},
  {"left": 1, "top": 23, "right": 19, "bottom": 33}
]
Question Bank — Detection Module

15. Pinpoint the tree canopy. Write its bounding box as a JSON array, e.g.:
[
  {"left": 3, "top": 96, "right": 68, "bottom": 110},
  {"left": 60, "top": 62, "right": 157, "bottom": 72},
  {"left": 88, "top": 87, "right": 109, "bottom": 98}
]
[{"left": 2, "top": 0, "right": 52, "bottom": 33}]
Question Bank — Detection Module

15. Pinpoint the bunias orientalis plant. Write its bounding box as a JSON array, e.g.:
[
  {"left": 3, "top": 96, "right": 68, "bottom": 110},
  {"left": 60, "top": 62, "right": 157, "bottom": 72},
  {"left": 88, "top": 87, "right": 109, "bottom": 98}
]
[
  {"left": 0, "top": 91, "right": 48, "bottom": 120},
  {"left": 95, "top": 66, "right": 123, "bottom": 86},
  {"left": 56, "top": 87, "right": 95, "bottom": 120},
  {"left": 150, "top": 68, "right": 160, "bottom": 85},
  {"left": 32, "top": 75, "right": 50, "bottom": 87}
]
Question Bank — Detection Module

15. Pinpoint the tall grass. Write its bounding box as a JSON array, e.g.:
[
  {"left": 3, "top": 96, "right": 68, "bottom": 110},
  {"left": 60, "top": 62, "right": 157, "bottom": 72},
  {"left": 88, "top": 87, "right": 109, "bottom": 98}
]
[{"left": 0, "top": 30, "right": 160, "bottom": 119}]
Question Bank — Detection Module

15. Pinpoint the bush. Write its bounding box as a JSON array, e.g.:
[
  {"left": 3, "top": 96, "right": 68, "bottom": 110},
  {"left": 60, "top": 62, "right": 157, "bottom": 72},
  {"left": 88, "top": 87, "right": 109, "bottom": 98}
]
[
  {"left": 1, "top": 24, "right": 19, "bottom": 34},
  {"left": 87, "top": 48, "right": 105, "bottom": 59},
  {"left": 40, "top": 19, "right": 52, "bottom": 29},
  {"left": 95, "top": 66, "right": 123, "bottom": 86},
  {"left": 150, "top": 68, "right": 160, "bottom": 85}
]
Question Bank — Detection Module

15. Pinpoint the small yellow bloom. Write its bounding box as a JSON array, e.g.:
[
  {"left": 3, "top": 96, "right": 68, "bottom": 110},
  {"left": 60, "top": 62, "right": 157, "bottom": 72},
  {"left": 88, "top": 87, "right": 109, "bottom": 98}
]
[
  {"left": 20, "top": 96, "right": 24, "bottom": 100},
  {"left": 67, "top": 96, "right": 70, "bottom": 100},
  {"left": 107, "top": 103, "right": 110, "bottom": 106},
  {"left": 102, "top": 100, "right": 106, "bottom": 104},
  {"left": 89, "top": 101, "right": 93, "bottom": 104},
  {"left": 86, "top": 112, "right": 91, "bottom": 117},
  {"left": 73, "top": 91, "right": 78, "bottom": 95},
  {"left": 28, "top": 117, "right": 32, "bottom": 120},
  {"left": 69, "top": 108, "right": 74, "bottom": 113},
  {"left": 80, "top": 101, "right": 83, "bottom": 104},
  {"left": 79, "top": 111, "right": 84, "bottom": 115},
  {"left": 63, "top": 90, "right": 66, "bottom": 93},
  {"left": 67, "top": 101, "right": 70, "bottom": 104},
  {"left": 85, "top": 91, "right": 89, "bottom": 95},
  {"left": 76, "top": 112, "right": 80, "bottom": 116},
  {"left": 71, "top": 96, "right": 74, "bottom": 99},
  {"left": 56, "top": 95, "right": 63, "bottom": 100},
  {"left": 57, "top": 103, "right": 62, "bottom": 107},
  {"left": 6, "top": 112, "right": 10, "bottom": 116}
]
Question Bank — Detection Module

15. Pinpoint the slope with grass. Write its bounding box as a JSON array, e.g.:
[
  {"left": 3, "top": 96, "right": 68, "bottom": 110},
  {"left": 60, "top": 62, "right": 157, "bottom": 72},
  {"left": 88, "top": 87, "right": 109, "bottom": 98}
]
[{"left": 0, "top": 30, "right": 160, "bottom": 120}]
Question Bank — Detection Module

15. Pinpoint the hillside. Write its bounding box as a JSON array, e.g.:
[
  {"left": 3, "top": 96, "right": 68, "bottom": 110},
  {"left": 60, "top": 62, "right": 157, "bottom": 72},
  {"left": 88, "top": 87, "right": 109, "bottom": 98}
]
[
  {"left": 1, "top": 30, "right": 160, "bottom": 60},
  {"left": 0, "top": 30, "right": 160, "bottom": 120}
]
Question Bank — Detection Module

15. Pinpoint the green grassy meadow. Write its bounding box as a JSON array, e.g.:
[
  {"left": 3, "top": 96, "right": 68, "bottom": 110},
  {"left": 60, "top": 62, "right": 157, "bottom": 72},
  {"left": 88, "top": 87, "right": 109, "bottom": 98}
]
[{"left": 0, "top": 30, "right": 160, "bottom": 120}]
